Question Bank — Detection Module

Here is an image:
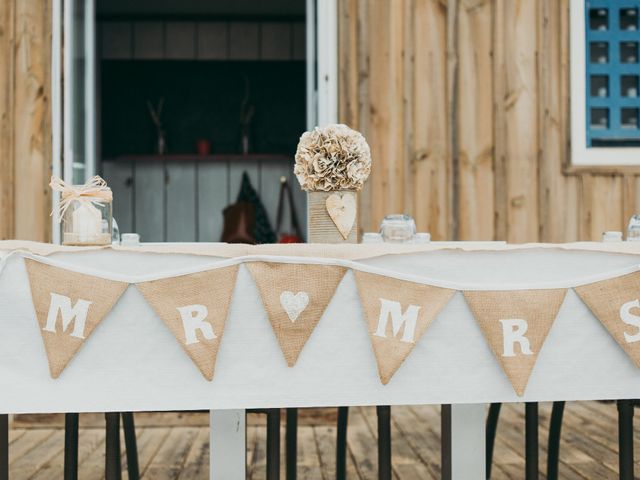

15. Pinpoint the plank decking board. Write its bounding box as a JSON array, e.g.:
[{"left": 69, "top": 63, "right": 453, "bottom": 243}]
[
  {"left": 144, "top": 427, "right": 200, "bottom": 479},
  {"left": 9, "top": 430, "right": 64, "bottom": 479},
  {"left": 6, "top": 403, "right": 638, "bottom": 479},
  {"left": 30, "top": 428, "right": 104, "bottom": 480}
]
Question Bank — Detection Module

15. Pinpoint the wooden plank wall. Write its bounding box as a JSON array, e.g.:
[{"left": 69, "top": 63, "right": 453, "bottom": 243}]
[
  {"left": 339, "top": 0, "right": 640, "bottom": 242},
  {"left": 0, "top": 0, "right": 52, "bottom": 241},
  {"left": 3, "top": 0, "right": 640, "bottom": 243},
  {"left": 102, "top": 158, "right": 305, "bottom": 243}
]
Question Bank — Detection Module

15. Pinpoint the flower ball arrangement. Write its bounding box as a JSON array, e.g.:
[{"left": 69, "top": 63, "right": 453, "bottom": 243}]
[
  {"left": 294, "top": 124, "right": 371, "bottom": 192},
  {"left": 293, "top": 124, "right": 371, "bottom": 243}
]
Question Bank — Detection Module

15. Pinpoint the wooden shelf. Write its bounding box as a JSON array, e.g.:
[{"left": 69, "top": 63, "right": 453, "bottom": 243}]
[{"left": 104, "top": 153, "right": 293, "bottom": 163}]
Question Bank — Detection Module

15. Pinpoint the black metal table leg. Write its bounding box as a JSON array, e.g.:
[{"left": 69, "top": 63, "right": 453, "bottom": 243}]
[
  {"left": 547, "top": 401, "right": 565, "bottom": 480},
  {"left": 617, "top": 399, "right": 634, "bottom": 480},
  {"left": 105, "top": 412, "right": 122, "bottom": 480},
  {"left": 64, "top": 413, "right": 79, "bottom": 480},
  {"left": 525, "top": 402, "right": 539, "bottom": 480},
  {"left": 336, "top": 406, "right": 349, "bottom": 480},
  {"left": 441, "top": 405, "right": 452, "bottom": 480},
  {"left": 486, "top": 403, "right": 502, "bottom": 479},
  {"left": 121, "top": 412, "right": 139, "bottom": 480},
  {"left": 286, "top": 408, "right": 297, "bottom": 480},
  {"left": 377, "top": 406, "right": 392, "bottom": 480},
  {"left": 266, "top": 409, "right": 281, "bottom": 480},
  {"left": 0, "top": 414, "right": 8, "bottom": 480}
]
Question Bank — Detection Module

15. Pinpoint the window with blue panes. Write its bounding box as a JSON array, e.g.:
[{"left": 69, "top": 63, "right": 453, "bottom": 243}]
[{"left": 586, "top": 1, "right": 640, "bottom": 146}]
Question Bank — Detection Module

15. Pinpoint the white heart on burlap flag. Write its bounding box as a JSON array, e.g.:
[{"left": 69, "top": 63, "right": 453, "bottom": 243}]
[
  {"left": 24, "top": 258, "right": 128, "bottom": 379},
  {"left": 246, "top": 262, "right": 346, "bottom": 366}
]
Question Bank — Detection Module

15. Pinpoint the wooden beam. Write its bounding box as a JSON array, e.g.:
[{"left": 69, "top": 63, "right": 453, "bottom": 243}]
[
  {"left": 496, "top": 0, "right": 540, "bottom": 243},
  {"left": 412, "top": 0, "right": 450, "bottom": 239},
  {"left": 0, "top": 0, "right": 15, "bottom": 240},
  {"left": 13, "top": 0, "right": 52, "bottom": 241},
  {"left": 446, "top": 0, "right": 459, "bottom": 240},
  {"left": 538, "top": 0, "right": 580, "bottom": 243},
  {"left": 457, "top": 0, "right": 494, "bottom": 241}
]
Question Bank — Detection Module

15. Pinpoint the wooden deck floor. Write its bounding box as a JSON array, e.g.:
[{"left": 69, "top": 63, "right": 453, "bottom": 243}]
[{"left": 7, "top": 401, "right": 637, "bottom": 479}]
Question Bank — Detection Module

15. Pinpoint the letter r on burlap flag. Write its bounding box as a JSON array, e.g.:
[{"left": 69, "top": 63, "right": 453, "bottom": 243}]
[
  {"left": 463, "top": 289, "right": 567, "bottom": 396},
  {"left": 24, "top": 258, "right": 128, "bottom": 379},
  {"left": 353, "top": 271, "right": 456, "bottom": 385},
  {"left": 136, "top": 265, "right": 239, "bottom": 381},
  {"left": 575, "top": 271, "right": 640, "bottom": 367},
  {"left": 245, "top": 262, "right": 347, "bottom": 366}
]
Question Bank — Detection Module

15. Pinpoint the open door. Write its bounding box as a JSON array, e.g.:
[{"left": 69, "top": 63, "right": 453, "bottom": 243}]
[{"left": 51, "top": 0, "right": 337, "bottom": 243}]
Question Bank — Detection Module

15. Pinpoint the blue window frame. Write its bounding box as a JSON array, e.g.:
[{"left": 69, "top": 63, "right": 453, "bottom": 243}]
[{"left": 586, "top": 1, "right": 640, "bottom": 146}]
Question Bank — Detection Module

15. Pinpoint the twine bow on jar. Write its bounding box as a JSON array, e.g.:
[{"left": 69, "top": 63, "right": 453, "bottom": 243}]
[{"left": 49, "top": 175, "right": 113, "bottom": 221}]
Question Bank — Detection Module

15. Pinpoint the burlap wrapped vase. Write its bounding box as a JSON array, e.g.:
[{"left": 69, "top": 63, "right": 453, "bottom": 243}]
[{"left": 307, "top": 190, "right": 358, "bottom": 243}]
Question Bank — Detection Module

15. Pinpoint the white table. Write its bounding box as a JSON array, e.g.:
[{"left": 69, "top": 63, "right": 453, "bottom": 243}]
[{"left": 1, "top": 242, "right": 640, "bottom": 478}]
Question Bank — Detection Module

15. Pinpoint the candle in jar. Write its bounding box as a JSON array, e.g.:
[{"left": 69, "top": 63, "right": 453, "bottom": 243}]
[{"left": 72, "top": 203, "right": 102, "bottom": 243}]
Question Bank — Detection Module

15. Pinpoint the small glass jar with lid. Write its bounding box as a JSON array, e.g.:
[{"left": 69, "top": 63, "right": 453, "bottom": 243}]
[{"left": 51, "top": 176, "right": 114, "bottom": 246}]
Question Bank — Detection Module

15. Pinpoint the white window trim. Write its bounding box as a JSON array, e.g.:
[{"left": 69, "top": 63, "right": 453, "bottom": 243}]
[
  {"left": 51, "top": 0, "right": 62, "bottom": 244},
  {"left": 316, "top": 0, "right": 338, "bottom": 126},
  {"left": 570, "top": 0, "right": 640, "bottom": 166}
]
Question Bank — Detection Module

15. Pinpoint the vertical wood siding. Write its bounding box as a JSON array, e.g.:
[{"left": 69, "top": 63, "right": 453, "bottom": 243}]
[
  {"left": 339, "top": 0, "right": 640, "bottom": 242},
  {"left": 0, "top": 0, "right": 52, "bottom": 241},
  {"left": 1, "top": 0, "right": 638, "bottom": 243}
]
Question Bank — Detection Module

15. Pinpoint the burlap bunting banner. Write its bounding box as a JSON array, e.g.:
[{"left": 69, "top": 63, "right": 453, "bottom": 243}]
[
  {"left": 25, "top": 251, "right": 640, "bottom": 389},
  {"left": 575, "top": 271, "right": 640, "bottom": 367},
  {"left": 246, "top": 262, "right": 347, "bottom": 366},
  {"left": 353, "top": 271, "right": 455, "bottom": 384},
  {"left": 464, "top": 289, "right": 567, "bottom": 396},
  {"left": 24, "top": 259, "right": 128, "bottom": 378},
  {"left": 136, "top": 265, "right": 239, "bottom": 380}
]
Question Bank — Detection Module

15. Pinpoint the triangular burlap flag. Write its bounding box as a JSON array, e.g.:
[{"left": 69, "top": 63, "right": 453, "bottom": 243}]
[
  {"left": 575, "top": 271, "right": 640, "bottom": 367},
  {"left": 464, "top": 289, "right": 567, "bottom": 396},
  {"left": 24, "top": 258, "right": 128, "bottom": 379},
  {"left": 353, "top": 271, "right": 455, "bottom": 384},
  {"left": 245, "top": 262, "right": 346, "bottom": 366},
  {"left": 136, "top": 265, "right": 239, "bottom": 380}
]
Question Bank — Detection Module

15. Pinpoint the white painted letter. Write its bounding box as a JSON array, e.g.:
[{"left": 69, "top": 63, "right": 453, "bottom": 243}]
[
  {"left": 177, "top": 304, "right": 216, "bottom": 345},
  {"left": 500, "top": 318, "right": 533, "bottom": 357},
  {"left": 374, "top": 298, "right": 421, "bottom": 343},
  {"left": 620, "top": 299, "right": 640, "bottom": 343},
  {"left": 44, "top": 293, "right": 92, "bottom": 339}
]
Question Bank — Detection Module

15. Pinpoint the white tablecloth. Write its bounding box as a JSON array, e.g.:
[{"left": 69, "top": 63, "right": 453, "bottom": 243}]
[{"left": 0, "top": 243, "right": 639, "bottom": 413}]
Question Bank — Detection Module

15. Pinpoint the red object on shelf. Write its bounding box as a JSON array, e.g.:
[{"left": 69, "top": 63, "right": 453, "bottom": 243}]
[
  {"left": 278, "top": 234, "right": 303, "bottom": 243},
  {"left": 197, "top": 139, "right": 211, "bottom": 156}
]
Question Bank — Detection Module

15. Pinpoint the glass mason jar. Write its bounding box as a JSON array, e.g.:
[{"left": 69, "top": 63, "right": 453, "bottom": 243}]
[
  {"left": 379, "top": 214, "right": 417, "bottom": 243},
  {"left": 62, "top": 199, "right": 113, "bottom": 246}
]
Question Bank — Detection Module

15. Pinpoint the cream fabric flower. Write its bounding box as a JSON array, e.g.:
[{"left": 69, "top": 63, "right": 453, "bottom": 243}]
[{"left": 294, "top": 124, "right": 371, "bottom": 192}]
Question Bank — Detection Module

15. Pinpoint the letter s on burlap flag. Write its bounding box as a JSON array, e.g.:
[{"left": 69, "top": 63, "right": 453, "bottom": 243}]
[
  {"left": 353, "top": 271, "right": 455, "bottom": 385},
  {"left": 463, "top": 289, "right": 567, "bottom": 396},
  {"left": 575, "top": 271, "right": 640, "bottom": 367},
  {"left": 24, "top": 259, "right": 128, "bottom": 379},
  {"left": 245, "top": 262, "right": 347, "bottom": 367},
  {"left": 136, "top": 265, "right": 239, "bottom": 381}
]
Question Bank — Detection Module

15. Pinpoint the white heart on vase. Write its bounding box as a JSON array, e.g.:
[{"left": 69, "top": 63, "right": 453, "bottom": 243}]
[
  {"left": 279, "top": 291, "right": 310, "bottom": 322},
  {"left": 325, "top": 192, "right": 356, "bottom": 240}
]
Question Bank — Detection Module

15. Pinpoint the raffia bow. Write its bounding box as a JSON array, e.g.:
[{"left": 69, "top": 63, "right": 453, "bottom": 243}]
[{"left": 50, "top": 175, "right": 113, "bottom": 221}]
